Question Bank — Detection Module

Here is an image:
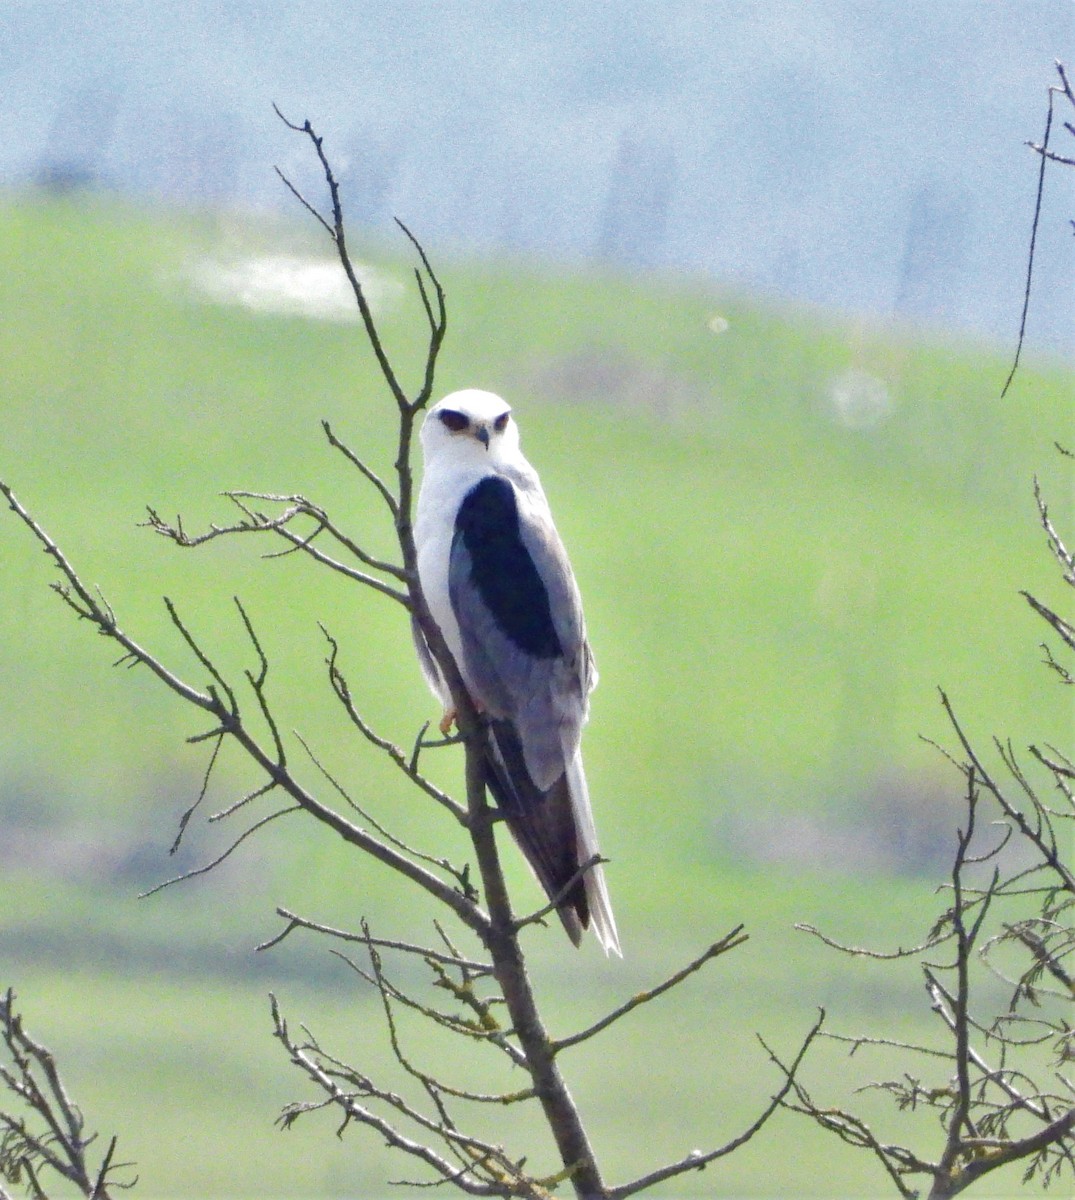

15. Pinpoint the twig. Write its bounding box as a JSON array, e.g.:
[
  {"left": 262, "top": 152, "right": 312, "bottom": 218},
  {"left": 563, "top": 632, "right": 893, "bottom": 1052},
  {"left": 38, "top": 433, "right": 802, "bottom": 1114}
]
[
  {"left": 270, "top": 995, "right": 543, "bottom": 1196},
  {"left": 294, "top": 730, "right": 474, "bottom": 896},
  {"left": 796, "top": 922, "right": 952, "bottom": 959},
  {"left": 170, "top": 730, "right": 224, "bottom": 853},
  {"left": 512, "top": 855, "right": 604, "bottom": 934},
  {"left": 0, "top": 482, "right": 217, "bottom": 717},
  {"left": 357, "top": 926, "right": 535, "bottom": 1105},
  {"left": 140, "top": 804, "right": 302, "bottom": 897},
  {"left": 256, "top": 907, "right": 492, "bottom": 975},
  {"left": 146, "top": 496, "right": 411, "bottom": 606},
  {"left": 939, "top": 691, "right": 1075, "bottom": 894},
  {"left": 1001, "top": 66, "right": 1058, "bottom": 397},
  {"left": 608, "top": 1011, "right": 825, "bottom": 1199},
  {"left": 321, "top": 420, "right": 400, "bottom": 519},
  {"left": 320, "top": 626, "right": 468, "bottom": 825},
  {"left": 553, "top": 928, "right": 747, "bottom": 1054},
  {"left": 273, "top": 106, "right": 409, "bottom": 412}
]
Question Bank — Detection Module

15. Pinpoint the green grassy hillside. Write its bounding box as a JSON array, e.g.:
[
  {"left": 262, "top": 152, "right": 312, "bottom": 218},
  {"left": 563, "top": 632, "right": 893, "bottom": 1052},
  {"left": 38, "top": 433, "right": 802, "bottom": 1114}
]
[{"left": 1, "top": 194, "right": 1071, "bottom": 1197}]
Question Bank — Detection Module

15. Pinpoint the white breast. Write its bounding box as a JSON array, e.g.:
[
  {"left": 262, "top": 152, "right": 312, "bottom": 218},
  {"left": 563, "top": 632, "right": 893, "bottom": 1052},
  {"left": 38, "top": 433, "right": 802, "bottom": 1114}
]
[{"left": 414, "top": 459, "right": 489, "bottom": 704}]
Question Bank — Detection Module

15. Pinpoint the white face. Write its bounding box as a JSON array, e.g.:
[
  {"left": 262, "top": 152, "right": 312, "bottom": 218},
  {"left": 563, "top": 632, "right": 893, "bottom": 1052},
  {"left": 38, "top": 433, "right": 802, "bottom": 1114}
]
[{"left": 421, "top": 389, "right": 520, "bottom": 462}]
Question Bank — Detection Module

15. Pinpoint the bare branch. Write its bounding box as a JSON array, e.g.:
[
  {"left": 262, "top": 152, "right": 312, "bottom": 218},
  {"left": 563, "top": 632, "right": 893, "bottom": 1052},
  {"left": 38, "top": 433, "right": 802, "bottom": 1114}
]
[
  {"left": 146, "top": 495, "right": 411, "bottom": 606},
  {"left": 256, "top": 907, "right": 492, "bottom": 975},
  {"left": 823, "top": 1029, "right": 954, "bottom": 1062},
  {"left": 778, "top": 1076, "right": 926, "bottom": 1200},
  {"left": 320, "top": 626, "right": 468, "bottom": 825},
  {"left": 939, "top": 691, "right": 1075, "bottom": 894},
  {"left": 273, "top": 106, "right": 409, "bottom": 411},
  {"left": 270, "top": 995, "right": 543, "bottom": 1197},
  {"left": 169, "top": 730, "right": 224, "bottom": 853},
  {"left": 0, "top": 482, "right": 217, "bottom": 716},
  {"left": 225, "top": 491, "right": 408, "bottom": 583},
  {"left": 321, "top": 420, "right": 400, "bottom": 519},
  {"left": 553, "top": 928, "right": 747, "bottom": 1054},
  {"left": 394, "top": 217, "right": 447, "bottom": 410},
  {"left": 271, "top": 163, "right": 334, "bottom": 239},
  {"left": 924, "top": 971, "right": 1051, "bottom": 1124},
  {"left": 953, "top": 1107, "right": 1075, "bottom": 1194},
  {"left": 294, "top": 730, "right": 474, "bottom": 897},
  {"left": 1001, "top": 66, "right": 1057, "bottom": 397},
  {"left": 140, "top": 804, "right": 302, "bottom": 897},
  {"left": 608, "top": 1011, "right": 825, "bottom": 1200},
  {"left": 358, "top": 925, "right": 535, "bottom": 1106},
  {"left": 2, "top": 489, "right": 491, "bottom": 933},
  {"left": 513, "top": 855, "right": 605, "bottom": 935},
  {"left": 0, "top": 990, "right": 133, "bottom": 1199},
  {"left": 796, "top": 921, "right": 952, "bottom": 959}
]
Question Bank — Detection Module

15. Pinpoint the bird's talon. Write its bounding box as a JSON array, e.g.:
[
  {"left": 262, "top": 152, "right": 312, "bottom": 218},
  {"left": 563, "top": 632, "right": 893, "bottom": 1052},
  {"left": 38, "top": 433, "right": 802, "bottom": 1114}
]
[{"left": 438, "top": 707, "right": 458, "bottom": 736}]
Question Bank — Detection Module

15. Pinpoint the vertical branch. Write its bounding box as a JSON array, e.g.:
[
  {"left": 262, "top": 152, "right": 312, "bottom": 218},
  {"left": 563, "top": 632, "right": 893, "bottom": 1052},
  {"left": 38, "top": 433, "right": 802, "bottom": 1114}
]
[
  {"left": 1002, "top": 60, "right": 1074, "bottom": 398},
  {"left": 273, "top": 106, "right": 409, "bottom": 412},
  {"left": 934, "top": 783, "right": 981, "bottom": 1191},
  {"left": 272, "top": 106, "right": 603, "bottom": 1195},
  {"left": 394, "top": 217, "right": 448, "bottom": 410},
  {"left": 392, "top": 229, "right": 446, "bottom": 595},
  {"left": 462, "top": 744, "right": 608, "bottom": 1199},
  {"left": 271, "top": 107, "right": 448, "bottom": 574}
]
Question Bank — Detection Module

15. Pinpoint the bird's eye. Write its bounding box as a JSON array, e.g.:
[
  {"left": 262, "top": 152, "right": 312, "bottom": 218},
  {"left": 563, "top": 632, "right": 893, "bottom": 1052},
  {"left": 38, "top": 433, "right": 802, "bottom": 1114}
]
[
  {"left": 493, "top": 412, "right": 510, "bottom": 433},
  {"left": 438, "top": 409, "right": 469, "bottom": 433}
]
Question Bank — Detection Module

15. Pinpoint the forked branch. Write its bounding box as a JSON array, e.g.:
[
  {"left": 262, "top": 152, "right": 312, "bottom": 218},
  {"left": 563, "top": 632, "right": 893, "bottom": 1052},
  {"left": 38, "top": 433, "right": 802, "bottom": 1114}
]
[
  {"left": 0, "top": 990, "right": 134, "bottom": 1199},
  {"left": 786, "top": 692, "right": 1075, "bottom": 1196}
]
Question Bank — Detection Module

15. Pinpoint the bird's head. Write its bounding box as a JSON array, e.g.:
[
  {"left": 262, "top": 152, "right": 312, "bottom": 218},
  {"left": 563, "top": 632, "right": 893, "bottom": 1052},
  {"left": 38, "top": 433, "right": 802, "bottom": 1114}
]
[{"left": 421, "top": 389, "right": 520, "bottom": 463}]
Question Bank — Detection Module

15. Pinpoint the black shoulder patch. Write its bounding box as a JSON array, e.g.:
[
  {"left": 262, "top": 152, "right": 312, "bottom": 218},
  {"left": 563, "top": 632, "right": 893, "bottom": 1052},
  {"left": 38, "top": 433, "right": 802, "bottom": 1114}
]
[{"left": 454, "top": 475, "right": 562, "bottom": 659}]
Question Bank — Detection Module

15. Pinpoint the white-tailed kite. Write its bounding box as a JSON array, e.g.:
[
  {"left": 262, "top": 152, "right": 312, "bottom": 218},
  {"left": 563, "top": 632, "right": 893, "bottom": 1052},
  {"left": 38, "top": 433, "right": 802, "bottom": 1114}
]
[{"left": 413, "top": 389, "right": 620, "bottom": 956}]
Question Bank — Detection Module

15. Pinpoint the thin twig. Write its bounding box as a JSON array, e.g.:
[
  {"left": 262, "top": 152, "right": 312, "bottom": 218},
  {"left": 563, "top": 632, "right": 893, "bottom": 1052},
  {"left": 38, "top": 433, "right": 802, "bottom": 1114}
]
[
  {"left": 256, "top": 907, "right": 492, "bottom": 974},
  {"left": 1001, "top": 69, "right": 1056, "bottom": 397},
  {"left": 320, "top": 626, "right": 468, "bottom": 825},
  {"left": 170, "top": 730, "right": 224, "bottom": 853},
  {"left": 140, "top": 805, "right": 302, "bottom": 897},
  {"left": 294, "top": 730, "right": 474, "bottom": 895},
  {"left": 553, "top": 928, "right": 747, "bottom": 1054},
  {"left": 512, "top": 855, "right": 604, "bottom": 934},
  {"left": 608, "top": 1011, "right": 825, "bottom": 1200},
  {"left": 322, "top": 420, "right": 400, "bottom": 519},
  {"left": 273, "top": 106, "right": 409, "bottom": 411}
]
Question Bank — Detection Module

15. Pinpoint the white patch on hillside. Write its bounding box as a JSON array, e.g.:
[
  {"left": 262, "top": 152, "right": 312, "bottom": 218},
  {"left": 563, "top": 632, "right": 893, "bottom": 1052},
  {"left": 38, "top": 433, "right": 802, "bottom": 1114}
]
[
  {"left": 178, "top": 253, "right": 402, "bottom": 323},
  {"left": 827, "top": 367, "right": 892, "bottom": 429}
]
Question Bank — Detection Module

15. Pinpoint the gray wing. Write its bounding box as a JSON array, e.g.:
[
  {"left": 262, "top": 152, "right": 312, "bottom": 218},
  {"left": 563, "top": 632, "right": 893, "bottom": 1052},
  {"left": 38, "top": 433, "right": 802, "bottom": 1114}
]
[
  {"left": 448, "top": 473, "right": 592, "bottom": 791},
  {"left": 448, "top": 472, "right": 610, "bottom": 946}
]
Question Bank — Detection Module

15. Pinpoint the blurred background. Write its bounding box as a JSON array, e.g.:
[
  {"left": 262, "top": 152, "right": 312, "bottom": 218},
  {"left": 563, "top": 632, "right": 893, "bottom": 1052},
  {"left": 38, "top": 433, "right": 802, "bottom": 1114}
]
[{"left": 1, "top": 3, "right": 1073, "bottom": 1197}]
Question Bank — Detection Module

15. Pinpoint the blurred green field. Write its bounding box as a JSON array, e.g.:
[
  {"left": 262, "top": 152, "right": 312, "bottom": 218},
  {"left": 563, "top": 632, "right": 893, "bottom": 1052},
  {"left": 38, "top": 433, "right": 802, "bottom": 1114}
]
[{"left": 1, "top": 194, "right": 1071, "bottom": 1198}]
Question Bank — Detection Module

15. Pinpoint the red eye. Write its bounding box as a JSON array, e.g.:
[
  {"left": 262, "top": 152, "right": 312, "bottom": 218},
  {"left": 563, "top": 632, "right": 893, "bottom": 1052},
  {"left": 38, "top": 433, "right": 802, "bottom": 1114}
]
[
  {"left": 438, "top": 409, "right": 468, "bottom": 433},
  {"left": 493, "top": 412, "right": 510, "bottom": 433}
]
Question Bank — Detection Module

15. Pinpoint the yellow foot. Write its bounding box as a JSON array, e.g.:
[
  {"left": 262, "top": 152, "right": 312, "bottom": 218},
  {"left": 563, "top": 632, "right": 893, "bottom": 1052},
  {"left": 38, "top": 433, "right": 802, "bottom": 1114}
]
[{"left": 439, "top": 707, "right": 458, "bottom": 736}]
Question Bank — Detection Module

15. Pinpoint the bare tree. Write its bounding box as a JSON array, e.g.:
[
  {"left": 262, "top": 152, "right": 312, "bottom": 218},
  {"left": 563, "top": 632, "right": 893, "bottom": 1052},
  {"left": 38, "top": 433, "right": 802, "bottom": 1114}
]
[
  {"left": 782, "top": 477, "right": 1075, "bottom": 1195},
  {"left": 779, "top": 61, "right": 1075, "bottom": 1197},
  {"left": 787, "top": 668, "right": 1075, "bottom": 1198},
  {"left": 0, "top": 990, "right": 133, "bottom": 1200},
  {"left": 5, "top": 60, "right": 1071, "bottom": 1197},
  {"left": 0, "top": 110, "right": 819, "bottom": 1198}
]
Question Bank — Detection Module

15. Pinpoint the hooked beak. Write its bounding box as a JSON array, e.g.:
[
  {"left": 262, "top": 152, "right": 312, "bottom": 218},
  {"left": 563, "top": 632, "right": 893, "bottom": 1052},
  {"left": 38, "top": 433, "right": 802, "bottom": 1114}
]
[{"left": 476, "top": 426, "right": 490, "bottom": 449}]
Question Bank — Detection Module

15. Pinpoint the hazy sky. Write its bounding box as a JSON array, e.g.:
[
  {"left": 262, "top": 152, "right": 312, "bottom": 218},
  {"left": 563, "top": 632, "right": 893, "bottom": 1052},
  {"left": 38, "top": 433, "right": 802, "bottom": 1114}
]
[{"left": 4, "top": 2, "right": 1073, "bottom": 352}]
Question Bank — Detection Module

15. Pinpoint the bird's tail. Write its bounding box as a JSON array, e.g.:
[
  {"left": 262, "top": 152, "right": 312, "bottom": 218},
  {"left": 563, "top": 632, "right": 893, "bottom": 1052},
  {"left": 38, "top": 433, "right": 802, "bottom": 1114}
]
[
  {"left": 564, "top": 749, "right": 621, "bottom": 957},
  {"left": 482, "top": 720, "right": 588, "bottom": 947},
  {"left": 482, "top": 719, "right": 622, "bottom": 956}
]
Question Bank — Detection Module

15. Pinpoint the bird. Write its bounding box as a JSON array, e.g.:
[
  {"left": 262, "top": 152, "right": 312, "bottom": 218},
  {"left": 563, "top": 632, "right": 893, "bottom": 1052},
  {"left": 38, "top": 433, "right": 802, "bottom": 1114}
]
[{"left": 412, "top": 388, "right": 620, "bottom": 956}]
